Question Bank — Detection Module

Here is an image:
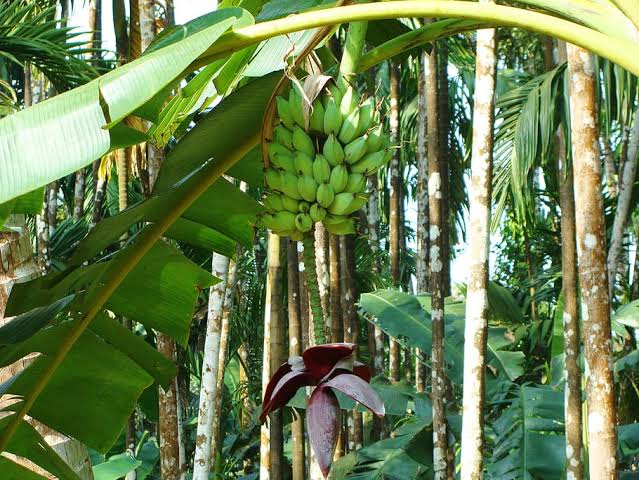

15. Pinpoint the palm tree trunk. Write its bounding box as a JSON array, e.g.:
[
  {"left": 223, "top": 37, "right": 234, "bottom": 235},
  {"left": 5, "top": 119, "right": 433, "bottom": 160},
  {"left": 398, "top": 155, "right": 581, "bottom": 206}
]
[
  {"left": 426, "top": 33, "right": 451, "bottom": 480},
  {"left": 314, "top": 223, "right": 330, "bottom": 323},
  {"left": 329, "top": 234, "right": 342, "bottom": 343},
  {"left": 567, "top": 43, "right": 618, "bottom": 480},
  {"left": 438, "top": 40, "right": 451, "bottom": 297},
  {"left": 287, "top": 240, "right": 306, "bottom": 480},
  {"left": 607, "top": 103, "right": 639, "bottom": 296},
  {"left": 460, "top": 13, "right": 497, "bottom": 478},
  {"left": 389, "top": 61, "right": 402, "bottom": 383},
  {"left": 416, "top": 49, "right": 430, "bottom": 296},
  {"left": 602, "top": 137, "right": 619, "bottom": 197}
]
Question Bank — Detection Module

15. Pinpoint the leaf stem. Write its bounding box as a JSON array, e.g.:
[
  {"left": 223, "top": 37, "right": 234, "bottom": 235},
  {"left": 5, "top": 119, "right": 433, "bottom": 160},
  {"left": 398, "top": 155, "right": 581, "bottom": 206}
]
[{"left": 302, "top": 232, "right": 326, "bottom": 345}]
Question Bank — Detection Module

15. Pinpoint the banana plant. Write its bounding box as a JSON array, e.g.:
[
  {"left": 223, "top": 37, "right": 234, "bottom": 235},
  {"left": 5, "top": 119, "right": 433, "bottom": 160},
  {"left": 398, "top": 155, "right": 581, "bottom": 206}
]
[{"left": 3, "top": 0, "right": 639, "bottom": 474}]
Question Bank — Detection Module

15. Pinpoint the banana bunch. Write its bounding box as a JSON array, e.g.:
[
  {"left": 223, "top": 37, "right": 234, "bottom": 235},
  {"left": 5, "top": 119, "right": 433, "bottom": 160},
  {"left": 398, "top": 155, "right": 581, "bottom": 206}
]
[{"left": 262, "top": 79, "right": 393, "bottom": 239}]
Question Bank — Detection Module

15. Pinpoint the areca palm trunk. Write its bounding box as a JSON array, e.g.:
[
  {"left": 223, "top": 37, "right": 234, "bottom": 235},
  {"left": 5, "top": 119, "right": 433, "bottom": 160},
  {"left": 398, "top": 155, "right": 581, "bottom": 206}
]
[
  {"left": 460, "top": 11, "right": 496, "bottom": 478},
  {"left": 315, "top": 224, "right": 330, "bottom": 325},
  {"left": 426, "top": 32, "right": 451, "bottom": 480},
  {"left": 329, "top": 233, "right": 342, "bottom": 343},
  {"left": 287, "top": 240, "right": 305, "bottom": 480},
  {"left": 388, "top": 61, "right": 401, "bottom": 382},
  {"left": 567, "top": 44, "right": 618, "bottom": 480}
]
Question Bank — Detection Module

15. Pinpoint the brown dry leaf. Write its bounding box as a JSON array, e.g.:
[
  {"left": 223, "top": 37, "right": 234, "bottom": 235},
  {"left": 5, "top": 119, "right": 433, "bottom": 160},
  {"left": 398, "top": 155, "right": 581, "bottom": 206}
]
[{"left": 301, "top": 74, "right": 333, "bottom": 129}]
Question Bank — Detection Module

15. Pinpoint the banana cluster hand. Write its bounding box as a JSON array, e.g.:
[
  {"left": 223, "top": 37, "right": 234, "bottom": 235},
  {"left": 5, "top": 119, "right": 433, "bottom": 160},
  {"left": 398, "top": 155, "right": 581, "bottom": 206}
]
[{"left": 262, "top": 79, "right": 393, "bottom": 239}]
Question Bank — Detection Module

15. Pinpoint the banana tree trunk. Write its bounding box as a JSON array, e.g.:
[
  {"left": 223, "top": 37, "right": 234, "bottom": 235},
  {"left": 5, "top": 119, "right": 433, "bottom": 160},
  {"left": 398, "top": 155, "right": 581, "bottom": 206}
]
[
  {"left": 426, "top": 31, "right": 451, "bottom": 480},
  {"left": 388, "top": 61, "right": 401, "bottom": 383},
  {"left": 193, "top": 253, "right": 230, "bottom": 480},
  {"left": 607, "top": 103, "right": 639, "bottom": 296},
  {"left": 287, "top": 240, "right": 305, "bottom": 480},
  {"left": 460, "top": 10, "right": 497, "bottom": 478},
  {"left": 567, "top": 43, "right": 618, "bottom": 480}
]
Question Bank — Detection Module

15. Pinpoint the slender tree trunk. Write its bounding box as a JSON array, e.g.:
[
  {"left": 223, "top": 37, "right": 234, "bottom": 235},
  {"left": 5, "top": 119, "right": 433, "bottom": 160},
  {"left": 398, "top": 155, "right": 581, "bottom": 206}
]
[
  {"left": 416, "top": 50, "right": 430, "bottom": 295},
  {"left": 73, "top": 171, "right": 85, "bottom": 219},
  {"left": 426, "top": 34, "right": 451, "bottom": 480},
  {"left": 389, "top": 62, "right": 402, "bottom": 383},
  {"left": 632, "top": 226, "right": 639, "bottom": 300},
  {"left": 567, "top": 43, "right": 618, "bottom": 480},
  {"left": 460, "top": 13, "right": 496, "bottom": 478},
  {"left": 607, "top": 103, "right": 639, "bottom": 296},
  {"left": 602, "top": 137, "right": 619, "bottom": 198},
  {"left": 438, "top": 40, "right": 451, "bottom": 297},
  {"left": 523, "top": 227, "right": 538, "bottom": 322},
  {"left": 314, "top": 224, "right": 331, "bottom": 325},
  {"left": 287, "top": 240, "right": 306, "bottom": 480},
  {"left": 329, "top": 234, "right": 342, "bottom": 343}
]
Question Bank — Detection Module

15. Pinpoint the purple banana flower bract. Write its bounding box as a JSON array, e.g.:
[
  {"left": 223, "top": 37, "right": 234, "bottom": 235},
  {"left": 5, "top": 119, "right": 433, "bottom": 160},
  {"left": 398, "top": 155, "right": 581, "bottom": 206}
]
[{"left": 260, "top": 342, "right": 385, "bottom": 477}]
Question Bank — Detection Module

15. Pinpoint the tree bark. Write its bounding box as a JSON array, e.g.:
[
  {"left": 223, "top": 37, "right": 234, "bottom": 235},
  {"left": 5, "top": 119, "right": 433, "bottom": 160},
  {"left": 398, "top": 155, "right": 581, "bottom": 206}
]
[
  {"left": 460, "top": 12, "right": 496, "bottom": 479},
  {"left": 389, "top": 61, "right": 402, "bottom": 383},
  {"left": 314, "top": 223, "right": 330, "bottom": 326},
  {"left": 287, "top": 240, "right": 305, "bottom": 480},
  {"left": 438, "top": 39, "right": 451, "bottom": 297},
  {"left": 567, "top": 43, "right": 618, "bottom": 480},
  {"left": 329, "top": 234, "right": 342, "bottom": 343},
  {"left": 607, "top": 103, "right": 639, "bottom": 296},
  {"left": 426, "top": 33, "right": 451, "bottom": 480},
  {"left": 416, "top": 49, "right": 430, "bottom": 295}
]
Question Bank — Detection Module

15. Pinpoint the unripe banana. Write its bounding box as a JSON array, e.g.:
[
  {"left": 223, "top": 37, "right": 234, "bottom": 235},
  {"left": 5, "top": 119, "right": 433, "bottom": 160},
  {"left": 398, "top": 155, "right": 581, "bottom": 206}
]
[
  {"left": 365, "top": 123, "right": 384, "bottom": 153},
  {"left": 268, "top": 142, "right": 292, "bottom": 162},
  {"left": 323, "top": 217, "right": 356, "bottom": 235},
  {"left": 339, "top": 86, "right": 359, "bottom": 117},
  {"left": 276, "top": 96, "right": 295, "bottom": 130},
  {"left": 323, "top": 214, "right": 350, "bottom": 225},
  {"left": 350, "top": 150, "right": 386, "bottom": 175},
  {"left": 295, "top": 213, "right": 313, "bottom": 233},
  {"left": 309, "top": 99, "right": 325, "bottom": 133},
  {"left": 356, "top": 97, "right": 376, "bottom": 136},
  {"left": 298, "top": 175, "right": 318, "bottom": 202},
  {"left": 281, "top": 195, "right": 300, "bottom": 213},
  {"left": 280, "top": 171, "right": 302, "bottom": 200},
  {"left": 271, "top": 153, "right": 295, "bottom": 173},
  {"left": 289, "top": 230, "right": 304, "bottom": 242},
  {"left": 292, "top": 126, "right": 316, "bottom": 157},
  {"left": 329, "top": 164, "right": 349, "bottom": 193},
  {"left": 294, "top": 152, "right": 314, "bottom": 177},
  {"left": 263, "top": 193, "right": 284, "bottom": 212},
  {"left": 264, "top": 211, "right": 296, "bottom": 231},
  {"left": 326, "top": 84, "right": 342, "bottom": 106},
  {"left": 338, "top": 108, "right": 360, "bottom": 144},
  {"left": 323, "top": 95, "right": 343, "bottom": 136},
  {"left": 309, "top": 204, "right": 327, "bottom": 222},
  {"left": 289, "top": 84, "right": 305, "bottom": 128},
  {"left": 273, "top": 125, "right": 294, "bottom": 150},
  {"left": 344, "top": 136, "right": 368, "bottom": 165},
  {"left": 298, "top": 201, "right": 311, "bottom": 213},
  {"left": 316, "top": 183, "right": 335, "bottom": 208},
  {"left": 265, "top": 168, "right": 283, "bottom": 191},
  {"left": 313, "top": 154, "right": 331, "bottom": 184},
  {"left": 345, "top": 172, "right": 367, "bottom": 194},
  {"left": 328, "top": 192, "right": 356, "bottom": 215},
  {"left": 341, "top": 193, "right": 369, "bottom": 215},
  {"left": 323, "top": 134, "right": 345, "bottom": 166}
]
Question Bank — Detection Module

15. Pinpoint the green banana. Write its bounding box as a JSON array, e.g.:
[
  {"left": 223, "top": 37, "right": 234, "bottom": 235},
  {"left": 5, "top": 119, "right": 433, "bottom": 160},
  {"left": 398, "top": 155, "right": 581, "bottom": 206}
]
[
  {"left": 289, "top": 230, "right": 304, "bottom": 241},
  {"left": 276, "top": 96, "right": 295, "bottom": 130},
  {"left": 323, "top": 218, "right": 356, "bottom": 235},
  {"left": 273, "top": 125, "right": 294, "bottom": 150},
  {"left": 263, "top": 193, "right": 284, "bottom": 212},
  {"left": 313, "top": 154, "right": 331, "bottom": 184},
  {"left": 298, "top": 175, "right": 318, "bottom": 202},
  {"left": 280, "top": 171, "right": 302, "bottom": 200},
  {"left": 294, "top": 152, "right": 314, "bottom": 177},
  {"left": 289, "top": 84, "right": 305, "bottom": 128},
  {"left": 338, "top": 108, "right": 360, "bottom": 144},
  {"left": 268, "top": 142, "right": 291, "bottom": 162},
  {"left": 344, "top": 172, "right": 367, "bottom": 194},
  {"left": 339, "top": 86, "right": 359, "bottom": 117},
  {"left": 265, "top": 168, "right": 283, "bottom": 191},
  {"left": 350, "top": 150, "right": 386, "bottom": 175},
  {"left": 294, "top": 213, "right": 313, "bottom": 233},
  {"left": 365, "top": 123, "right": 384, "bottom": 153},
  {"left": 264, "top": 211, "right": 296, "bottom": 231},
  {"left": 323, "top": 213, "right": 350, "bottom": 225},
  {"left": 356, "top": 97, "right": 376, "bottom": 136},
  {"left": 329, "top": 164, "right": 349, "bottom": 193},
  {"left": 344, "top": 136, "right": 368, "bottom": 165},
  {"left": 328, "top": 192, "right": 356, "bottom": 215},
  {"left": 309, "top": 204, "right": 327, "bottom": 222},
  {"left": 271, "top": 153, "right": 295, "bottom": 173},
  {"left": 281, "top": 195, "right": 300, "bottom": 213},
  {"left": 323, "top": 134, "right": 345, "bottom": 166},
  {"left": 323, "top": 95, "right": 343, "bottom": 136},
  {"left": 309, "top": 99, "right": 325, "bottom": 133},
  {"left": 326, "top": 83, "right": 342, "bottom": 106},
  {"left": 292, "top": 126, "right": 316, "bottom": 157},
  {"left": 298, "top": 201, "right": 311, "bottom": 213},
  {"left": 316, "top": 183, "right": 335, "bottom": 208},
  {"left": 342, "top": 193, "right": 369, "bottom": 215}
]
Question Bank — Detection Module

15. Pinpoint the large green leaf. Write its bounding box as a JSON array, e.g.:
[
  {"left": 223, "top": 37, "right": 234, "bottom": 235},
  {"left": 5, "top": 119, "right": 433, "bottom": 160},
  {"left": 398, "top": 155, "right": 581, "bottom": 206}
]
[
  {"left": 93, "top": 453, "right": 142, "bottom": 480},
  {"left": 0, "top": 457, "right": 49, "bottom": 480},
  {"left": 0, "top": 12, "right": 241, "bottom": 204},
  {"left": 613, "top": 299, "right": 639, "bottom": 329}
]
